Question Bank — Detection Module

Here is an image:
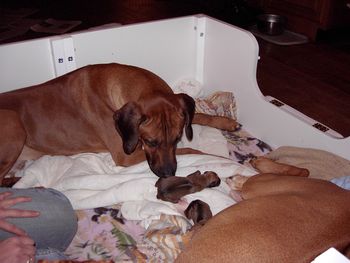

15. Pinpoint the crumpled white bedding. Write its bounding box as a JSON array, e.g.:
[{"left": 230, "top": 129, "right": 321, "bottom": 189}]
[
  {"left": 14, "top": 153, "right": 256, "bottom": 225},
  {"left": 13, "top": 125, "right": 256, "bottom": 227}
]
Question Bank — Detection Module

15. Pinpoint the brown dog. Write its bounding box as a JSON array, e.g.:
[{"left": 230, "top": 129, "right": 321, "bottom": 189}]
[
  {"left": 0, "top": 63, "right": 238, "bottom": 184},
  {"left": 176, "top": 158, "right": 350, "bottom": 263}
]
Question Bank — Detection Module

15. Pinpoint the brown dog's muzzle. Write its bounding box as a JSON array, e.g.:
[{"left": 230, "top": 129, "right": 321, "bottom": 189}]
[
  {"left": 148, "top": 161, "right": 177, "bottom": 178},
  {"left": 145, "top": 147, "right": 177, "bottom": 178},
  {"left": 149, "top": 162, "right": 177, "bottom": 178}
]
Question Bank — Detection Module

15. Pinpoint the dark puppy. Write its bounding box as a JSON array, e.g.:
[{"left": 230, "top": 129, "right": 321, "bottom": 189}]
[
  {"left": 155, "top": 170, "right": 221, "bottom": 203},
  {"left": 184, "top": 199, "right": 213, "bottom": 226}
]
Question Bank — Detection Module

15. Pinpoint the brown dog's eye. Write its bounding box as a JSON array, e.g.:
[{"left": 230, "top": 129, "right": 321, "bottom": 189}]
[{"left": 144, "top": 139, "right": 158, "bottom": 148}]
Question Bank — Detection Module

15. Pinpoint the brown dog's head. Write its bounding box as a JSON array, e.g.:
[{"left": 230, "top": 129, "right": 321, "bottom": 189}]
[{"left": 113, "top": 93, "right": 195, "bottom": 178}]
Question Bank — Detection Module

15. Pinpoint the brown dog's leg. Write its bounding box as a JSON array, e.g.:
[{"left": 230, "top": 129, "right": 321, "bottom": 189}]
[
  {"left": 192, "top": 113, "right": 239, "bottom": 131},
  {"left": 226, "top": 156, "right": 310, "bottom": 199},
  {"left": 226, "top": 157, "right": 309, "bottom": 195},
  {"left": 251, "top": 156, "right": 309, "bottom": 177},
  {"left": 1, "top": 177, "right": 21, "bottom": 187},
  {"left": 112, "top": 146, "right": 148, "bottom": 167},
  {"left": 0, "top": 110, "right": 26, "bottom": 185},
  {"left": 175, "top": 147, "right": 204, "bottom": 156}
]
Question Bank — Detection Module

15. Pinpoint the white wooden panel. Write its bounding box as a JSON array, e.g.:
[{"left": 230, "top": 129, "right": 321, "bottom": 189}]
[
  {"left": 50, "top": 36, "right": 77, "bottom": 77},
  {"left": 0, "top": 39, "right": 55, "bottom": 92},
  {"left": 70, "top": 16, "right": 198, "bottom": 87},
  {"left": 201, "top": 17, "right": 350, "bottom": 159}
]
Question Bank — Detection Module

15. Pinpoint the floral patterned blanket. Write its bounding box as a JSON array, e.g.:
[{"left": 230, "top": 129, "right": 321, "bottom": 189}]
[
  {"left": 63, "top": 91, "right": 272, "bottom": 262},
  {"left": 66, "top": 207, "right": 192, "bottom": 262}
]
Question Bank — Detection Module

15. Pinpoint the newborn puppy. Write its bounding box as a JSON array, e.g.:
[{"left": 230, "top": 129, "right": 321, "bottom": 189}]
[
  {"left": 155, "top": 170, "right": 221, "bottom": 203},
  {"left": 155, "top": 175, "right": 199, "bottom": 203},
  {"left": 185, "top": 199, "right": 213, "bottom": 226},
  {"left": 187, "top": 171, "right": 221, "bottom": 188}
]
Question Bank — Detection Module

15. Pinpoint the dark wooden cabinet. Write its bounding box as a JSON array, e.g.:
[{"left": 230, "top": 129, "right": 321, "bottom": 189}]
[{"left": 246, "top": 0, "right": 350, "bottom": 40}]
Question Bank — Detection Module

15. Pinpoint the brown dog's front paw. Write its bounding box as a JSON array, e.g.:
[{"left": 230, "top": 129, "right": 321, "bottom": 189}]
[
  {"left": 192, "top": 113, "right": 240, "bottom": 131},
  {"left": 221, "top": 118, "right": 240, "bottom": 132},
  {"left": 249, "top": 156, "right": 275, "bottom": 173}
]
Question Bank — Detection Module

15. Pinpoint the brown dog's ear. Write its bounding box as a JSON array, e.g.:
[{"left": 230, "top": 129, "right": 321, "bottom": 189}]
[
  {"left": 113, "top": 102, "right": 146, "bottom": 154},
  {"left": 177, "top": 93, "right": 195, "bottom": 141}
]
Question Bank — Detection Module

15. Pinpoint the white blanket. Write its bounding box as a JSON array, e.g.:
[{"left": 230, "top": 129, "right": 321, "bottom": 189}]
[
  {"left": 14, "top": 153, "right": 255, "bottom": 221},
  {"left": 14, "top": 126, "right": 256, "bottom": 226}
]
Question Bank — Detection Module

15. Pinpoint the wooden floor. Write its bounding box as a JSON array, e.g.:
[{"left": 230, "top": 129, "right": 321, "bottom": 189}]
[
  {"left": 257, "top": 39, "right": 350, "bottom": 137},
  {"left": 2, "top": 0, "right": 350, "bottom": 136}
]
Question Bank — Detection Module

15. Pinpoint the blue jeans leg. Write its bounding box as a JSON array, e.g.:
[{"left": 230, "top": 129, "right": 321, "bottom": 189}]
[{"left": 0, "top": 187, "right": 77, "bottom": 260}]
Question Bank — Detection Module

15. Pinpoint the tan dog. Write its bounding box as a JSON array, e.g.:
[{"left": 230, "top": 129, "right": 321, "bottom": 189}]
[
  {"left": 176, "top": 158, "right": 350, "bottom": 263},
  {"left": 0, "top": 63, "right": 237, "bottom": 184}
]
